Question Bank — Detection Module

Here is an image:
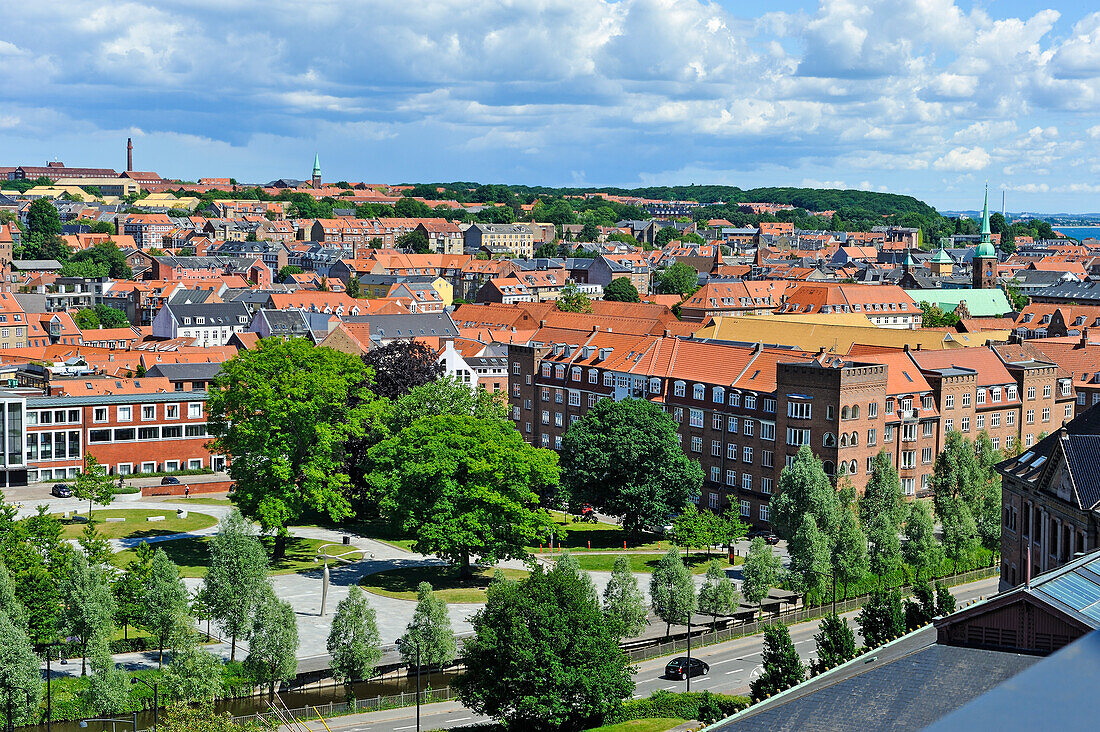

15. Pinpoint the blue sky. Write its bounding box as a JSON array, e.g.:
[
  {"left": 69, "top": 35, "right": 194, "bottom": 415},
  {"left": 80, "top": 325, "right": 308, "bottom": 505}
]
[{"left": 4, "top": 1, "right": 1100, "bottom": 212}]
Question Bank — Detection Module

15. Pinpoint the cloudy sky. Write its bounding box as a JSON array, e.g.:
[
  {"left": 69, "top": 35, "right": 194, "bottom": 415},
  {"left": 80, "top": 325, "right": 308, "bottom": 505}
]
[{"left": 4, "top": 0, "right": 1100, "bottom": 211}]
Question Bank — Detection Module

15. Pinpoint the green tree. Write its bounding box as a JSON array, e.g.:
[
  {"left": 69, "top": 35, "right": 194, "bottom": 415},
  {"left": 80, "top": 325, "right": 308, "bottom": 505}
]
[
  {"left": 857, "top": 589, "right": 905, "bottom": 649},
  {"left": 245, "top": 591, "right": 299, "bottom": 698},
  {"left": 903, "top": 579, "right": 936, "bottom": 631},
  {"left": 456, "top": 562, "right": 634, "bottom": 731},
  {"left": 860, "top": 451, "right": 905, "bottom": 581},
  {"left": 0, "top": 562, "right": 26, "bottom": 629},
  {"left": 772, "top": 444, "right": 842, "bottom": 543},
  {"left": 697, "top": 560, "right": 740, "bottom": 630},
  {"left": 396, "top": 229, "right": 431, "bottom": 254},
  {"left": 939, "top": 496, "right": 979, "bottom": 574},
  {"left": 603, "top": 277, "right": 640, "bottom": 302},
  {"left": 649, "top": 547, "right": 697, "bottom": 637},
  {"left": 61, "top": 241, "right": 133, "bottom": 279},
  {"left": 277, "top": 265, "right": 303, "bottom": 281},
  {"left": 59, "top": 552, "right": 117, "bottom": 676},
  {"left": 832, "top": 508, "right": 868, "bottom": 600},
  {"left": 602, "top": 556, "right": 648, "bottom": 639},
  {"left": 864, "top": 510, "right": 902, "bottom": 582},
  {"left": 811, "top": 613, "right": 857, "bottom": 675},
  {"left": 114, "top": 542, "right": 154, "bottom": 641},
  {"left": 73, "top": 454, "right": 115, "bottom": 519},
  {"left": 657, "top": 262, "right": 700, "bottom": 295},
  {"left": 346, "top": 275, "right": 361, "bottom": 299},
  {"left": 144, "top": 548, "right": 191, "bottom": 667},
  {"left": 788, "top": 514, "right": 831, "bottom": 600},
  {"left": 327, "top": 585, "right": 382, "bottom": 691},
  {"left": 207, "top": 338, "right": 371, "bottom": 558},
  {"left": 158, "top": 704, "right": 271, "bottom": 732},
  {"left": 742, "top": 538, "right": 782, "bottom": 615},
  {"left": 399, "top": 582, "right": 457, "bottom": 671},
  {"left": 560, "top": 398, "right": 703, "bottom": 535},
  {"left": 556, "top": 282, "right": 593, "bottom": 313},
  {"left": 163, "top": 645, "right": 223, "bottom": 703},
  {"left": 672, "top": 504, "right": 711, "bottom": 555},
  {"left": 654, "top": 226, "right": 679, "bottom": 248},
  {"left": 935, "top": 581, "right": 957, "bottom": 616},
  {"left": 27, "top": 197, "right": 62, "bottom": 239},
  {"left": 369, "top": 415, "right": 558, "bottom": 578},
  {"left": 580, "top": 221, "right": 600, "bottom": 241},
  {"left": 902, "top": 501, "right": 944, "bottom": 581},
  {"left": 79, "top": 521, "right": 112, "bottom": 566},
  {"left": 0, "top": 614, "right": 44, "bottom": 728},
  {"left": 385, "top": 375, "right": 508, "bottom": 434},
  {"left": 87, "top": 639, "right": 131, "bottom": 715},
  {"left": 202, "top": 510, "right": 271, "bottom": 661},
  {"left": 750, "top": 624, "right": 805, "bottom": 702},
  {"left": 360, "top": 339, "right": 444, "bottom": 400},
  {"left": 930, "top": 431, "right": 982, "bottom": 517}
]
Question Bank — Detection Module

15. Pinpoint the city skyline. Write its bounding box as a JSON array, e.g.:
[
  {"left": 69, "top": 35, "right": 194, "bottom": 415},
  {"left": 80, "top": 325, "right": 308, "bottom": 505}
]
[{"left": 5, "top": 1, "right": 1100, "bottom": 211}]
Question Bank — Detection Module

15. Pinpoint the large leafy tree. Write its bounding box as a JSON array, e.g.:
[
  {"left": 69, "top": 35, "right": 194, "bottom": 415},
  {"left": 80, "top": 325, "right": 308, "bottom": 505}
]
[
  {"left": 73, "top": 455, "right": 115, "bottom": 519},
  {"left": 902, "top": 501, "right": 944, "bottom": 581},
  {"left": 811, "top": 613, "right": 857, "bottom": 675},
  {"left": 114, "top": 541, "right": 154, "bottom": 640},
  {"left": 0, "top": 614, "right": 44, "bottom": 728},
  {"left": 163, "top": 645, "right": 224, "bottom": 703},
  {"left": 369, "top": 415, "right": 558, "bottom": 577},
  {"left": 560, "top": 398, "right": 703, "bottom": 535},
  {"left": 857, "top": 589, "right": 905, "bottom": 649},
  {"left": 556, "top": 282, "right": 593, "bottom": 313},
  {"left": 385, "top": 375, "right": 508, "bottom": 434},
  {"left": 860, "top": 451, "right": 906, "bottom": 581},
  {"left": 832, "top": 507, "right": 869, "bottom": 600},
  {"left": 0, "top": 562, "right": 26, "bottom": 629},
  {"left": 750, "top": 624, "right": 805, "bottom": 702},
  {"left": 398, "top": 582, "right": 457, "bottom": 670},
  {"left": 60, "top": 241, "right": 133, "bottom": 279},
  {"left": 771, "top": 444, "right": 842, "bottom": 543},
  {"left": 87, "top": 639, "right": 131, "bottom": 715},
  {"left": 649, "top": 547, "right": 697, "bottom": 636},
  {"left": 361, "top": 339, "right": 443, "bottom": 400},
  {"left": 245, "top": 591, "right": 299, "bottom": 698},
  {"left": 603, "top": 277, "right": 640, "bottom": 302},
  {"left": 742, "top": 537, "right": 782, "bottom": 615},
  {"left": 788, "top": 514, "right": 831, "bottom": 599},
  {"left": 602, "top": 556, "right": 648, "bottom": 639},
  {"left": 202, "top": 510, "right": 271, "bottom": 661},
  {"left": 456, "top": 563, "right": 634, "bottom": 731},
  {"left": 59, "top": 552, "right": 117, "bottom": 676},
  {"left": 144, "top": 549, "right": 191, "bottom": 667},
  {"left": 697, "top": 560, "right": 740, "bottom": 630},
  {"left": 327, "top": 586, "right": 382, "bottom": 691},
  {"left": 207, "top": 338, "right": 372, "bottom": 557},
  {"left": 656, "top": 262, "right": 700, "bottom": 295}
]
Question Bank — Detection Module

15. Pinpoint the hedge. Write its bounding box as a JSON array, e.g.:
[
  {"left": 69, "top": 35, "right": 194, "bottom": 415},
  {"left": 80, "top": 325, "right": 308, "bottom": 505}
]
[{"left": 609, "top": 690, "right": 750, "bottom": 726}]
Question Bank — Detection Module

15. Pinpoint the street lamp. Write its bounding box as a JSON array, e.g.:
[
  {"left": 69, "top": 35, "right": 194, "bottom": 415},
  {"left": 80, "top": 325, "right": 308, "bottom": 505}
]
[
  {"left": 43, "top": 641, "right": 68, "bottom": 732},
  {"left": 130, "top": 678, "right": 158, "bottom": 732},
  {"left": 79, "top": 713, "right": 138, "bottom": 732},
  {"left": 314, "top": 542, "right": 361, "bottom": 616},
  {"left": 397, "top": 636, "right": 421, "bottom": 732}
]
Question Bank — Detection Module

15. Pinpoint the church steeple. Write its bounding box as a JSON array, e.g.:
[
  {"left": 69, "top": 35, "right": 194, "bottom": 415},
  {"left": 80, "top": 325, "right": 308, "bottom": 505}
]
[
  {"left": 973, "top": 184, "right": 998, "bottom": 288},
  {"left": 311, "top": 153, "right": 322, "bottom": 189},
  {"left": 976, "top": 184, "right": 996, "bottom": 258}
]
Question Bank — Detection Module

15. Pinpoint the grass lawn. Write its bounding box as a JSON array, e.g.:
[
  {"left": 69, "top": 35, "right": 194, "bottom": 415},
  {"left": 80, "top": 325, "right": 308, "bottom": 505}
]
[
  {"left": 55, "top": 508, "right": 217, "bottom": 540},
  {"left": 571, "top": 553, "right": 742, "bottom": 575},
  {"left": 360, "top": 565, "right": 529, "bottom": 603},
  {"left": 530, "top": 511, "right": 665, "bottom": 553},
  {"left": 585, "top": 720, "right": 687, "bottom": 732},
  {"left": 110, "top": 535, "right": 361, "bottom": 578}
]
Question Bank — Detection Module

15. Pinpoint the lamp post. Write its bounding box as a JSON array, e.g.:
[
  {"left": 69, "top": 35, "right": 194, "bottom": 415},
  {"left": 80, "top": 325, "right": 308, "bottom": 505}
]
[
  {"left": 44, "top": 641, "right": 67, "bottom": 732},
  {"left": 314, "top": 543, "right": 360, "bottom": 617},
  {"left": 130, "top": 678, "right": 158, "bottom": 732},
  {"left": 685, "top": 613, "right": 692, "bottom": 693},
  {"left": 397, "top": 637, "right": 421, "bottom": 732}
]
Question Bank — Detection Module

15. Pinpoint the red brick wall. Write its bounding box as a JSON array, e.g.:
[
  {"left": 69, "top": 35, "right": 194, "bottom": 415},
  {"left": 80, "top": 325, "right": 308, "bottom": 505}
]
[{"left": 141, "top": 480, "right": 233, "bottom": 497}]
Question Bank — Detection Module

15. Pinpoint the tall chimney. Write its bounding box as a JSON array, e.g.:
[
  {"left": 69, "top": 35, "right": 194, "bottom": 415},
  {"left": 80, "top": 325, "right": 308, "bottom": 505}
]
[{"left": 127, "top": 137, "right": 133, "bottom": 172}]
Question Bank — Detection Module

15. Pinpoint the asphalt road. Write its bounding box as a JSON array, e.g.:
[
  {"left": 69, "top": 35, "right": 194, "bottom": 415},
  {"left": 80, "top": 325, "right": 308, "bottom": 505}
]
[{"left": 298, "top": 576, "right": 1000, "bottom": 732}]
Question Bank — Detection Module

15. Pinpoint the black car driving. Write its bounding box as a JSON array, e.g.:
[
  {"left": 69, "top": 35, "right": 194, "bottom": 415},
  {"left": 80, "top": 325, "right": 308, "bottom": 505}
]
[
  {"left": 747, "top": 529, "right": 781, "bottom": 545},
  {"left": 51, "top": 484, "right": 73, "bottom": 498},
  {"left": 664, "top": 656, "right": 709, "bottom": 680}
]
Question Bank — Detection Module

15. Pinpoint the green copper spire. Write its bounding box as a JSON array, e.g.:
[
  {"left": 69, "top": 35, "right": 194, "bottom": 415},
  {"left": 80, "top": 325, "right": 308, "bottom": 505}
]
[
  {"left": 931, "top": 239, "right": 954, "bottom": 264},
  {"left": 975, "top": 184, "right": 996, "bottom": 258},
  {"left": 312, "top": 153, "right": 321, "bottom": 176}
]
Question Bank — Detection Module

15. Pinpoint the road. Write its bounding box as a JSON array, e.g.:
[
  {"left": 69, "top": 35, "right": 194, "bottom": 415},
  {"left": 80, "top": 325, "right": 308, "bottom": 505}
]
[{"left": 295, "top": 576, "right": 999, "bottom": 732}]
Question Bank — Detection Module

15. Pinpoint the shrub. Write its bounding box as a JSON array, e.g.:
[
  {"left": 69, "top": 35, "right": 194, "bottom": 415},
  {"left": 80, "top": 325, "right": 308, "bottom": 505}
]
[{"left": 608, "top": 690, "right": 749, "bottom": 725}]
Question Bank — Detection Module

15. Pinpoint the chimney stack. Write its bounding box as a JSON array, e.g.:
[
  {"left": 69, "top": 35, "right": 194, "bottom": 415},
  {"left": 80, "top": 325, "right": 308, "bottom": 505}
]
[{"left": 127, "top": 137, "right": 133, "bottom": 172}]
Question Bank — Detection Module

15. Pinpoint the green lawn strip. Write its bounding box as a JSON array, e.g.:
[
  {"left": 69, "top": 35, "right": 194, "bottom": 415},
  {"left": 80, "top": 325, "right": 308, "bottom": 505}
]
[
  {"left": 111, "top": 535, "right": 361, "bottom": 578},
  {"left": 570, "top": 553, "right": 742, "bottom": 574},
  {"left": 360, "top": 565, "right": 529, "bottom": 603},
  {"left": 585, "top": 720, "right": 687, "bottom": 732},
  {"left": 53, "top": 508, "right": 217, "bottom": 540}
]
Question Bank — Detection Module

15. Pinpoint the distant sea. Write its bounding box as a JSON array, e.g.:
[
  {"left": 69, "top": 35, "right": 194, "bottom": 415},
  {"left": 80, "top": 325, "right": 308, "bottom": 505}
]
[{"left": 1053, "top": 226, "right": 1100, "bottom": 241}]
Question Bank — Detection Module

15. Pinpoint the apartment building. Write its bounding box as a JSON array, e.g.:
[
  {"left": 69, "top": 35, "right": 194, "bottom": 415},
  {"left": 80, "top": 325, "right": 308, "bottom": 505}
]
[
  {"left": 123, "top": 213, "right": 174, "bottom": 249},
  {"left": 464, "top": 223, "right": 535, "bottom": 258}
]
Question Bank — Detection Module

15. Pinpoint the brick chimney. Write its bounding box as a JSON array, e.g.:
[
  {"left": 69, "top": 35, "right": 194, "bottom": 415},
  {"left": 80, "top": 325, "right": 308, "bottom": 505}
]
[{"left": 127, "top": 137, "right": 133, "bottom": 172}]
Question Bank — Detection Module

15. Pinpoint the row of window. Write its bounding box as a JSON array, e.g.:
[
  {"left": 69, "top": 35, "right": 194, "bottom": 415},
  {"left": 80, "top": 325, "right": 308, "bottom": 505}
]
[
  {"left": 88, "top": 424, "right": 208, "bottom": 443},
  {"left": 26, "top": 430, "right": 81, "bottom": 461},
  {"left": 95, "top": 403, "right": 204, "bottom": 423}
]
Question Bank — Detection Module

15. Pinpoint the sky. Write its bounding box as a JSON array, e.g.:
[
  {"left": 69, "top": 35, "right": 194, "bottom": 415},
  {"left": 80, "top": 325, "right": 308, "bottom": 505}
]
[{"left": 4, "top": 0, "right": 1100, "bottom": 212}]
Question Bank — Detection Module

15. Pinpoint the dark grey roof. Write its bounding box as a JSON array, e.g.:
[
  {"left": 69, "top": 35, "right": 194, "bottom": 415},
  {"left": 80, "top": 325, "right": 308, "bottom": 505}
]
[
  {"left": 258, "top": 309, "right": 310, "bottom": 335},
  {"left": 145, "top": 362, "right": 224, "bottom": 381},
  {"left": 1031, "top": 280, "right": 1100, "bottom": 303},
  {"left": 714, "top": 627, "right": 1038, "bottom": 732},
  {"left": 12, "top": 259, "right": 63, "bottom": 270},
  {"left": 166, "top": 301, "right": 250, "bottom": 325},
  {"left": 997, "top": 403, "right": 1100, "bottom": 507},
  {"left": 169, "top": 289, "right": 216, "bottom": 305},
  {"left": 341, "top": 312, "right": 459, "bottom": 340},
  {"left": 1015, "top": 269, "right": 1076, "bottom": 286}
]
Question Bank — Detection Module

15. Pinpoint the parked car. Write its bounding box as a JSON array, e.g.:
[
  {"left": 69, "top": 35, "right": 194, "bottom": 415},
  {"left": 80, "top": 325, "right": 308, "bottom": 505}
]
[
  {"left": 747, "top": 529, "right": 780, "bottom": 545},
  {"left": 51, "top": 484, "right": 73, "bottom": 498},
  {"left": 664, "top": 656, "right": 709, "bottom": 680},
  {"left": 161, "top": 476, "right": 181, "bottom": 485}
]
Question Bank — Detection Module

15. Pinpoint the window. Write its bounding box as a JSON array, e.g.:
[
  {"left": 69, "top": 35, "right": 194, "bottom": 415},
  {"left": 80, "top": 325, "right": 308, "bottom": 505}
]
[
  {"left": 555, "top": 392, "right": 563, "bottom": 404},
  {"left": 709, "top": 492, "right": 720, "bottom": 509},
  {"left": 727, "top": 443, "right": 737, "bottom": 459},
  {"left": 588, "top": 370, "right": 599, "bottom": 385},
  {"left": 867, "top": 456, "right": 875, "bottom": 473},
  {"left": 945, "top": 394, "right": 955, "bottom": 409},
  {"left": 867, "top": 428, "right": 877, "bottom": 446},
  {"left": 727, "top": 416, "right": 738, "bottom": 433},
  {"left": 901, "top": 478, "right": 915, "bottom": 496},
  {"left": 542, "top": 363, "right": 551, "bottom": 378},
  {"left": 1043, "top": 384, "right": 1052, "bottom": 398},
  {"left": 786, "top": 427, "right": 809, "bottom": 446},
  {"left": 141, "top": 405, "right": 156, "bottom": 420},
  {"left": 93, "top": 407, "right": 108, "bottom": 423},
  {"left": 138, "top": 426, "right": 159, "bottom": 440},
  {"left": 711, "top": 440, "right": 721, "bottom": 457},
  {"left": 568, "top": 391, "right": 580, "bottom": 406},
  {"left": 162, "top": 425, "right": 182, "bottom": 438},
  {"left": 555, "top": 364, "right": 565, "bottom": 379},
  {"left": 962, "top": 393, "right": 971, "bottom": 407},
  {"left": 542, "top": 410, "right": 550, "bottom": 424},
  {"left": 713, "top": 413, "right": 724, "bottom": 430},
  {"left": 691, "top": 436, "right": 702, "bottom": 452},
  {"left": 922, "top": 447, "right": 933, "bottom": 464},
  {"left": 728, "top": 392, "right": 740, "bottom": 407},
  {"left": 1042, "top": 407, "right": 1050, "bottom": 422},
  {"left": 555, "top": 435, "right": 562, "bottom": 449},
  {"left": 1008, "top": 385, "right": 1018, "bottom": 400},
  {"left": 1007, "top": 411, "right": 1016, "bottom": 426},
  {"left": 743, "top": 419, "right": 754, "bottom": 437},
  {"left": 117, "top": 406, "right": 133, "bottom": 422},
  {"left": 761, "top": 477, "right": 773, "bottom": 494},
  {"left": 512, "top": 362, "right": 520, "bottom": 375},
  {"left": 745, "top": 394, "right": 757, "bottom": 410},
  {"left": 944, "top": 418, "right": 953, "bottom": 432},
  {"left": 742, "top": 474, "right": 752, "bottom": 491},
  {"left": 713, "top": 386, "right": 725, "bottom": 403},
  {"left": 991, "top": 387, "right": 1001, "bottom": 402},
  {"left": 114, "top": 428, "right": 136, "bottom": 441},
  {"left": 603, "top": 372, "right": 613, "bottom": 386},
  {"left": 1026, "top": 409, "right": 1035, "bottom": 424},
  {"left": 976, "top": 389, "right": 986, "bottom": 405},
  {"left": 743, "top": 446, "right": 753, "bottom": 463},
  {"left": 884, "top": 424, "right": 894, "bottom": 442},
  {"left": 188, "top": 403, "right": 203, "bottom": 418},
  {"left": 184, "top": 424, "right": 207, "bottom": 437},
  {"left": 554, "top": 412, "right": 563, "bottom": 427},
  {"left": 689, "top": 409, "right": 703, "bottom": 428},
  {"left": 740, "top": 500, "right": 750, "bottom": 517},
  {"left": 711, "top": 466, "right": 721, "bottom": 482},
  {"left": 693, "top": 384, "right": 705, "bottom": 400},
  {"left": 1007, "top": 435, "right": 1015, "bottom": 449},
  {"left": 868, "top": 402, "right": 878, "bottom": 418},
  {"left": 542, "top": 389, "right": 550, "bottom": 402},
  {"left": 763, "top": 398, "right": 776, "bottom": 413},
  {"left": 886, "top": 398, "right": 894, "bottom": 414},
  {"left": 759, "top": 505, "right": 770, "bottom": 522},
  {"left": 901, "top": 451, "right": 915, "bottom": 469},
  {"left": 923, "top": 421, "right": 934, "bottom": 437},
  {"left": 674, "top": 381, "right": 686, "bottom": 397},
  {"left": 976, "top": 414, "right": 985, "bottom": 430},
  {"left": 726, "top": 470, "right": 737, "bottom": 486},
  {"left": 673, "top": 407, "right": 683, "bottom": 423},
  {"left": 760, "top": 421, "right": 775, "bottom": 441},
  {"left": 1027, "top": 386, "right": 1036, "bottom": 400},
  {"left": 902, "top": 424, "right": 917, "bottom": 442},
  {"left": 762, "top": 450, "right": 774, "bottom": 468},
  {"left": 961, "top": 416, "right": 970, "bottom": 432},
  {"left": 787, "top": 401, "right": 812, "bottom": 419},
  {"left": 571, "top": 367, "right": 581, "bottom": 382}
]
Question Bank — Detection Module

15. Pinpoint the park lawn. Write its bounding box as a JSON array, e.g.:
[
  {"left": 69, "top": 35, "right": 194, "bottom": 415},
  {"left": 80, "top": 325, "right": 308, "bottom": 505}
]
[
  {"left": 360, "top": 565, "right": 529, "bottom": 603},
  {"left": 585, "top": 720, "right": 687, "bottom": 732},
  {"left": 530, "top": 513, "right": 665, "bottom": 553},
  {"left": 110, "top": 535, "right": 361, "bottom": 578},
  {"left": 55, "top": 508, "right": 217, "bottom": 540},
  {"left": 571, "top": 553, "right": 742, "bottom": 575}
]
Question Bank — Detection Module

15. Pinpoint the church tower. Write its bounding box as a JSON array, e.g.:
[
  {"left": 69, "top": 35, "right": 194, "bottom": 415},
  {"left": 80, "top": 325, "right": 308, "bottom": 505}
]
[
  {"left": 972, "top": 186, "right": 998, "bottom": 289},
  {"left": 311, "top": 153, "right": 322, "bottom": 189}
]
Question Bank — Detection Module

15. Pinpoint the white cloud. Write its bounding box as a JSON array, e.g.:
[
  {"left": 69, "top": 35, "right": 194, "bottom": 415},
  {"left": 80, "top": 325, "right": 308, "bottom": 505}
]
[{"left": 933, "top": 147, "right": 992, "bottom": 171}]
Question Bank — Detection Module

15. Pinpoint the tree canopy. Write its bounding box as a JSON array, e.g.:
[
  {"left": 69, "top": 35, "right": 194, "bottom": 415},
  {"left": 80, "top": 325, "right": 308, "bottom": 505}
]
[
  {"left": 360, "top": 339, "right": 444, "bottom": 400},
  {"left": 656, "top": 262, "right": 700, "bottom": 296},
  {"left": 603, "top": 277, "right": 641, "bottom": 302}
]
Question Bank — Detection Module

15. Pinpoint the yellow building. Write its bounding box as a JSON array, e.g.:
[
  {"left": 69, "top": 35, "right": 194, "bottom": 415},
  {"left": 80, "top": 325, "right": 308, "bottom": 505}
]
[
  {"left": 23, "top": 186, "right": 95, "bottom": 201},
  {"left": 54, "top": 177, "right": 141, "bottom": 198},
  {"left": 143, "top": 192, "right": 200, "bottom": 210}
]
